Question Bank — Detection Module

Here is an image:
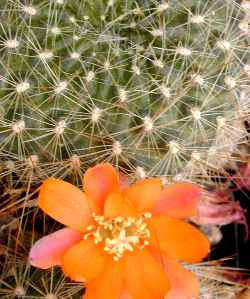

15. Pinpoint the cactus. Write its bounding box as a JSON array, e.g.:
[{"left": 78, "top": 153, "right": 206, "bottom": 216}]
[
  {"left": 0, "top": 0, "right": 250, "bottom": 298},
  {"left": 0, "top": 0, "right": 249, "bottom": 182}
]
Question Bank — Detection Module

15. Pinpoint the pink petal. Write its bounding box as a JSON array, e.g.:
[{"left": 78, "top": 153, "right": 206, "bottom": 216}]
[
  {"left": 119, "top": 290, "right": 132, "bottom": 299},
  {"left": 119, "top": 172, "right": 130, "bottom": 190},
  {"left": 29, "top": 228, "right": 83, "bottom": 269},
  {"left": 164, "top": 257, "right": 199, "bottom": 299},
  {"left": 151, "top": 249, "right": 199, "bottom": 299},
  {"left": 153, "top": 182, "right": 202, "bottom": 218},
  {"left": 83, "top": 163, "right": 119, "bottom": 209}
]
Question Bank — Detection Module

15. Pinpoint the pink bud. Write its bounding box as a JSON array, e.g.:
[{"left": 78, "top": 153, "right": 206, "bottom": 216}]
[{"left": 192, "top": 193, "right": 248, "bottom": 240}]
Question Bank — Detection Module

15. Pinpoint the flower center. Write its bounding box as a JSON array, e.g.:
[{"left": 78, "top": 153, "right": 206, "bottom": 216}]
[{"left": 84, "top": 213, "right": 152, "bottom": 261}]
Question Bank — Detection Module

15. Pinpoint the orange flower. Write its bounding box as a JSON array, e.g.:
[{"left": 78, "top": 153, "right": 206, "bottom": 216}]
[{"left": 29, "top": 163, "right": 210, "bottom": 299}]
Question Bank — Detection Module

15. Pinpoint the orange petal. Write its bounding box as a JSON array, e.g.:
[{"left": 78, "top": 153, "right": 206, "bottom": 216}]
[
  {"left": 39, "top": 179, "right": 96, "bottom": 231},
  {"left": 29, "top": 228, "right": 83, "bottom": 269},
  {"left": 148, "top": 215, "right": 210, "bottom": 263},
  {"left": 104, "top": 192, "right": 137, "bottom": 218},
  {"left": 153, "top": 182, "right": 202, "bottom": 218},
  {"left": 62, "top": 239, "right": 107, "bottom": 283},
  {"left": 83, "top": 163, "right": 119, "bottom": 209},
  {"left": 84, "top": 259, "right": 124, "bottom": 299},
  {"left": 124, "top": 178, "right": 163, "bottom": 213},
  {"left": 151, "top": 249, "right": 199, "bottom": 299},
  {"left": 123, "top": 249, "right": 170, "bottom": 299}
]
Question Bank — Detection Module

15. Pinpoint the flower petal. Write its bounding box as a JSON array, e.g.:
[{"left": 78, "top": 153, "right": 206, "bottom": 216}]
[
  {"left": 62, "top": 239, "right": 107, "bottom": 283},
  {"left": 123, "top": 249, "right": 170, "bottom": 299},
  {"left": 124, "top": 178, "right": 163, "bottom": 213},
  {"left": 39, "top": 179, "right": 95, "bottom": 231},
  {"left": 151, "top": 250, "right": 199, "bottom": 299},
  {"left": 104, "top": 192, "right": 137, "bottom": 218},
  {"left": 119, "top": 172, "right": 129, "bottom": 190},
  {"left": 84, "top": 259, "right": 124, "bottom": 299},
  {"left": 164, "top": 257, "right": 199, "bottom": 299},
  {"left": 153, "top": 182, "right": 202, "bottom": 218},
  {"left": 83, "top": 163, "right": 119, "bottom": 209},
  {"left": 148, "top": 215, "right": 210, "bottom": 263},
  {"left": 29, "top": 228, "right": 83, "bottom": 269},
  {"left": 119, "top": 291, "right": 133, "bottom": 299}
]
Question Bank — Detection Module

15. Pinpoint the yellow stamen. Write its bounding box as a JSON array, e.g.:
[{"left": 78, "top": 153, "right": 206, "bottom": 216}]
[{"left": 84, "top": 213, "right": 151, "bottom": 261}]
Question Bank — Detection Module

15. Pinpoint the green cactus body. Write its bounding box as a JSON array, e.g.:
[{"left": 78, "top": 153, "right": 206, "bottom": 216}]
[{"left": 0, "top": 0, "right": 249, "bottom": 184}]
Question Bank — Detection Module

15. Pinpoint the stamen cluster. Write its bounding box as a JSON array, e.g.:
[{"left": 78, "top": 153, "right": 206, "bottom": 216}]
[{"left": 84, "top": 213, "right": 152, "bottom": 261}]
